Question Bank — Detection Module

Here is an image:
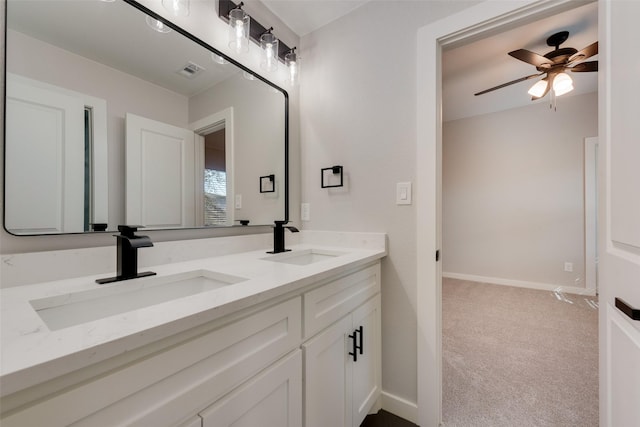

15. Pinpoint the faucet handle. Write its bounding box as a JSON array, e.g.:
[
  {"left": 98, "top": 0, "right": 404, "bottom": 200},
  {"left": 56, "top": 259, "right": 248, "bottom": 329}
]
[{"left": 117, "top": 225, "right": 144, "bottom": 237}]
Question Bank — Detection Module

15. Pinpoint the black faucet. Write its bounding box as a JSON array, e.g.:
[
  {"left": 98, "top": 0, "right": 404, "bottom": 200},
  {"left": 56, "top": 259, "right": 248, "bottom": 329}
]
[
  {"left": 96, "top": 225, "right": 156, "bottom": 284},
  {"left": 267, "top": 220, "right": 299, "bottom": 254}
]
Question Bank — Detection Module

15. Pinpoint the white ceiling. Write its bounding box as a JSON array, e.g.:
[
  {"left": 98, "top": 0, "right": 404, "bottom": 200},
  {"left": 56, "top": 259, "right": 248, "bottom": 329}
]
[
  {"left": 259, "top": 0, "right": 598, "bottom": 122},
  {"left": 261, "top": 0, "right": 372, "bottom": 36},
  {"left": 442, "top": 1, "right": 598, "bottom": 121}
]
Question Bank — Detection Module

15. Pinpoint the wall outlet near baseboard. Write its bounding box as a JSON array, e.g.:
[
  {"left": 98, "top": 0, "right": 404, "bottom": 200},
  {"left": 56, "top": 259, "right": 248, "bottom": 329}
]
[{"left": 564, "top": 262, "right": 573, "bottom": 272}]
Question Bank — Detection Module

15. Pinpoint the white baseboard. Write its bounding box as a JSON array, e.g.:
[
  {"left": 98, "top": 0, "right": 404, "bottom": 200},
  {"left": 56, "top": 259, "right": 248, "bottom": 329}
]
[
  {"left": 443, "top": 272, "right": 597, "bottom": 296},
  {"left": 381, "top": 391, "right": 418, "bottom": 424}
]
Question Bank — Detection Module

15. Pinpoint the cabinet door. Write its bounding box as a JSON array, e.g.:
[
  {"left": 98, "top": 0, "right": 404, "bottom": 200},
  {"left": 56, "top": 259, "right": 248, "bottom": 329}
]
[
  {"left": 351, "top": 295, "right": 382, "bottom": 426},
  {"left": 200, "top": 350, "right": 302, "bottom": 427},
  {"left": 303, "top": 315, "right": 353, "bottom": 427}
]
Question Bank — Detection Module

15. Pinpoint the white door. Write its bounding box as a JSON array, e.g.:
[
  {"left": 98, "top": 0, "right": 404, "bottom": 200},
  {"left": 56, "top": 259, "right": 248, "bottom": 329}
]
[
  {"left": 125, "top": 113, "right": 196, "bottom": 228},
  {"left": 5, "top": 77, "right": 84, "bottom": 233},
  {"left": 303, "top": 315, "right": 352, "bottom": 427},
  {"left": 351, "top": 295, "right": 381, "bottom": 427},
  {"left": 599, "top": 1, "right": 640, "bottom": 425}
]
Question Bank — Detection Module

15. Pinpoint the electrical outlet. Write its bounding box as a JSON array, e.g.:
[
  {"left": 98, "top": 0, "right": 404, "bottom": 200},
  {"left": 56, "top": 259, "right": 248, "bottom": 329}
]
[
  {"left": 564, "top": 262, "right": 573, "bottom": 272},
  {"left": 235, "top": 194, "right": 242, "bottom": 209},
  {"left": 301, "top": 203, "right": 310, "bottom": 221}
]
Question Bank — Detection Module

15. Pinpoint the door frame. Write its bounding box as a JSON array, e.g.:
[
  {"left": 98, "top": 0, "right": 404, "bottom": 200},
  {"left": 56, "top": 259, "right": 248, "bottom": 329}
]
[
  {"left": 585, "top": 137, "right": 598, "bottom": 293},
  {"left": 190, "top": 107, "right": 235, "bottom": 226},
  {"left": 415, "top": 1, "right": 594, "bottom": 425}
]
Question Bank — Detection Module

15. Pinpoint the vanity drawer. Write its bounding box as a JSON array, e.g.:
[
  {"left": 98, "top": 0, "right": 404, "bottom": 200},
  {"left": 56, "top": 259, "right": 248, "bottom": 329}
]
[
  {"left": 303, "top": 263, "right": 380, "bottom": 339},
  {"left": 1, "top": 297, "right": 301, "bottom": 427}
]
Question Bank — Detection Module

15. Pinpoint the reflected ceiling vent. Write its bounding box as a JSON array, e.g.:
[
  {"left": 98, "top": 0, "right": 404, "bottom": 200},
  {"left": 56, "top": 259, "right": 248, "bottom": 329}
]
[{"left": 177, "top": 61, "right": 205, "bottom": 79}]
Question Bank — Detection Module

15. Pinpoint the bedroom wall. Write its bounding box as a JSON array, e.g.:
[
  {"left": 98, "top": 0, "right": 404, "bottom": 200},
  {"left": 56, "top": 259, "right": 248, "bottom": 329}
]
[{"left": 442, "top": 91, "right": 598, "bottom": 291}]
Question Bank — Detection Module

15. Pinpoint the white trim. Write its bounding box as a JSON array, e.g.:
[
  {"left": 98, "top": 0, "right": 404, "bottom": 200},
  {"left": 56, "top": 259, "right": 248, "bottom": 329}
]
[
  {"left": 380, "top": 391, "right": 418, "bottom": 425},
  {"left": 416, "top": 1, "right": 589, "bottom": 426},
  {"left": 585, "top": 137, "right": 598, "bottom": 293},
  {"left": 443, "top": 272, "right": 597, "bottom": 296}
]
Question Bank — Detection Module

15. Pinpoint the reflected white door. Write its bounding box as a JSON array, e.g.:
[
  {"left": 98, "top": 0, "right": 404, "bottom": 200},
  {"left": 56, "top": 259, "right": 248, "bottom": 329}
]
[
  {"left": 5, "top": 77, "right": 84, "bottom": 234},
  {"left": 599, "top": 0, "right": 640, "bottom": 426},
  {"left": 125, "top": 113, "right": 196, "bottom": 228}
]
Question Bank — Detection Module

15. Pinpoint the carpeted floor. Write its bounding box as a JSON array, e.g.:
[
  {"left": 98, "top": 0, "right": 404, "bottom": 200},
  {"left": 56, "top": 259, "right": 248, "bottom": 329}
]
[{"left": 442, "top": 278, "right": 599, "bottom": 427}]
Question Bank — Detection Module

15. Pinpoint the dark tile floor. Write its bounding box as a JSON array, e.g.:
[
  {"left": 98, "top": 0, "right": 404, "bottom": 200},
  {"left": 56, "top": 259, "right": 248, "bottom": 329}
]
[{"left": 360, "top": 410, "right": 418, "bottom": 427}]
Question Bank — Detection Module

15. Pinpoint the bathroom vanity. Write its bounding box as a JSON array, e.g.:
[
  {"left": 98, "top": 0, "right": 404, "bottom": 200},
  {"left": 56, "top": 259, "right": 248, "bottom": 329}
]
[{"left": 0, "top": 232, "right": 386, "bottom": 427}]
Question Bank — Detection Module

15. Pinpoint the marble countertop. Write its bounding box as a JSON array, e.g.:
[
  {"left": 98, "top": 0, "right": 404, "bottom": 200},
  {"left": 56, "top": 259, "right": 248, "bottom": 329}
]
[{"left": 0, "top": 237, "right": 386, "bottom": 397}]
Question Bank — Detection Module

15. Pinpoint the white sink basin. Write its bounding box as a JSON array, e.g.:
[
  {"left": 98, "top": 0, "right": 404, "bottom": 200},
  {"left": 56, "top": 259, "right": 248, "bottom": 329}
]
[
  {"left": 30, "top": 270, "right": 247, "bottom": 331},
  {"left": 263, "top": 248, "right": 346, "bottom": 266}
]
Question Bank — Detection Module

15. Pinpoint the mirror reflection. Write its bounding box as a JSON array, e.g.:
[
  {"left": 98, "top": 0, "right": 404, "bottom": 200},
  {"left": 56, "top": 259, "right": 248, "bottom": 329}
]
[{"left": 4, "top": 0, "right": 287, "bottom": 235}]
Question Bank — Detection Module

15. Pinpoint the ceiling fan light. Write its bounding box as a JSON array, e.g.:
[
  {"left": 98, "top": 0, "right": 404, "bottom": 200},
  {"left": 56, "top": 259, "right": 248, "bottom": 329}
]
[
  {"left": 528, "top": 79, "right": 548, "bottom": 98},
  {"left": 553, "top": 72, "right": 573, "bottom": 96}
]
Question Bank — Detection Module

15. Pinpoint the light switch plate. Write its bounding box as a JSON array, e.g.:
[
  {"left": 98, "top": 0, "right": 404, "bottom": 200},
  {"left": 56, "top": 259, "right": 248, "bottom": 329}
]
[
  {"left": 396, "top": 182, "right": 412, "bottom": 205},
  {"left": 301, "top": 203, "right": 310, "bottom": 221},
  {"left": 235, "top": 194, "right": 242, "bottom": 209}
]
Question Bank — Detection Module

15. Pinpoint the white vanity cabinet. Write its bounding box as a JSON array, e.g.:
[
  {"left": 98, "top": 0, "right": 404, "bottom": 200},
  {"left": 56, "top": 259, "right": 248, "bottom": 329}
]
[
  {"left": 1, "top": 297, "right": 302, "bottom": 427},
  {"left": 303, "top": 264, "right": 382, "bottom": 427},
  {"left": 0, "top": 260, "right": 383, "bottom": 427}
]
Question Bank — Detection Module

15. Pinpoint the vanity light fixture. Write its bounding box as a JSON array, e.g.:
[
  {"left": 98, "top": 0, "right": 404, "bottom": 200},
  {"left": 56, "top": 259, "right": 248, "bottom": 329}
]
[
  {"left": 228, "top": 2, "right": 250, "bottom": 54},
  {"left": 321, "top": 166, "right": 344, "bottom": 188},
  {"left": 162, "top": 0, "right": 189, "bottom": 17},
  {"left": 260, "top": 28, "right": 279, "bottom": 72},
  {"left": 145, "top": 16, "right": 172, "bottom": 33},
  {"left": 218, "top": 0, "right": 299, "bottom": 81},
  {"left": 284, "top": 47, "right": 299, "bottom": 86}
]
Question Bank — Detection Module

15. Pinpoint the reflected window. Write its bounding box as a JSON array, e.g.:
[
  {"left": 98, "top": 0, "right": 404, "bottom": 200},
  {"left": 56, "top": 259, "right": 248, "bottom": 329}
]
[{"left": 204, "top": 129, "right": 227, "bottom": 225}]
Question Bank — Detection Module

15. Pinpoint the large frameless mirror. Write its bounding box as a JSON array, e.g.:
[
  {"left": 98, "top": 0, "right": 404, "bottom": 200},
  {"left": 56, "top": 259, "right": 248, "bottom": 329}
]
[{"left": 3, "top": 0, "right": 288, "bottom": 235}]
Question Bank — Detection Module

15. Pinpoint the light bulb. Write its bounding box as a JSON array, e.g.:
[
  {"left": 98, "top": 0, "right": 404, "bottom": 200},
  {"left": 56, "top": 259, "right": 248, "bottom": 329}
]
[
  {"left": 260, "top": 32, "right": 279, "bottom": 72},
  {"left": 285, "top": 49, "right": 299, "bottom": 86},
  {"left": 553, "top": 72, "right": 574, "bottom": 96},
  {"left": 528, "top": 79, "right": 548, "bottom": 98}
]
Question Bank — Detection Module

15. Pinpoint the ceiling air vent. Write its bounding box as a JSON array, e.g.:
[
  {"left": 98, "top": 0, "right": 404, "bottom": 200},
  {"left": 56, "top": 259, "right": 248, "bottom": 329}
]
[{"left": 177, "top": 61, "right": 205, "bottom": 79}]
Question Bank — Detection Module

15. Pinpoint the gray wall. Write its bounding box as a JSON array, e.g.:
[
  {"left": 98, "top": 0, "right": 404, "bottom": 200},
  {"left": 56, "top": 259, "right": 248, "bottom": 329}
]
[
  {"left": 299, "top": 0, "right": 478, "bottom": 408},
  {"left": 443, "top": 91, "right": 598, "bottom": 288}
]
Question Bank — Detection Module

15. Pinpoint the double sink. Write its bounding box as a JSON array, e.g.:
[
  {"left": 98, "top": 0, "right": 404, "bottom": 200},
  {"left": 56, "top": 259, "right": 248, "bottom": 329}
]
[{"left": 30, "top": 249, "right": 345, "bottom": 331}]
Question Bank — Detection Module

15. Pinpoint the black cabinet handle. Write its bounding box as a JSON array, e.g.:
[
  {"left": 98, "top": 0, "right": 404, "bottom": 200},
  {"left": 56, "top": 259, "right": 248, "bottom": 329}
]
[
  {"left": 348, "top": 326, "right": 364, "bottom": 362},
  {"left": 615, "top": 298, "right": 640, "bottom": 321},
  {"left": 349, "top": 330, "right": 358, "bottom": 362}
]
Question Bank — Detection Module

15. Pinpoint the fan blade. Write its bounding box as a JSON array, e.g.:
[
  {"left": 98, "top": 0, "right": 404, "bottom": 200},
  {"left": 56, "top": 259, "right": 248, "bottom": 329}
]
[
  {"left": 508, "top": 49, "right": 552, "bottom": 69},
  {"left": 474, "top": 73, "right": 544, "bottom": 96},
  {"left": 569, "top": 41, "right": 598, "bottom": 63},
  {"left": 570, "top": 61, "right": 598, "bottom": 72}
]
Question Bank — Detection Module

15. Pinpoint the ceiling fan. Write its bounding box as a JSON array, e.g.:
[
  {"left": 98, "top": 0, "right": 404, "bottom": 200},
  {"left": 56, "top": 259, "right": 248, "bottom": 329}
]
[{"left": 474, "top": 31, "right": 598, "bottom": 100}]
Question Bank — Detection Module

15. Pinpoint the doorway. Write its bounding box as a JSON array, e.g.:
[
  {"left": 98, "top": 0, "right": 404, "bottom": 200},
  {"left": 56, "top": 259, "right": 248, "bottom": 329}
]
[{"left": 415, "top": 1, "right": 599, "bottom": 425}]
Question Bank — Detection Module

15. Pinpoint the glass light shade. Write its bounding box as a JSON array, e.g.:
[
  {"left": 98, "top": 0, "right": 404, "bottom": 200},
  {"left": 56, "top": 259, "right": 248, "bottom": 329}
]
[
  {"left": 211, "top": 53, "right": 229, "bottom": 65},
  {"left": 284, "top": 50, "right": 299, "bottom": 86},
  {"left": 243, "top": 71, "right": 257, "bottom": 81},
  {"left": 260, "top": 32, "right": 279, "bottom": 72},
  {"left": 228, "top": 8, "right": 250, "bottom": 54},
  {"left": 528, "top": 79, "right": 548, "bottom": 98},
  {"left": 145, "top": 16, "right": 171, "bottom": 33},
  {"left": 553, "top": 72, "right": 574, "bottom": 96},
  {"left": 162, "top": 0, "right": 189, "bottom": 17}
]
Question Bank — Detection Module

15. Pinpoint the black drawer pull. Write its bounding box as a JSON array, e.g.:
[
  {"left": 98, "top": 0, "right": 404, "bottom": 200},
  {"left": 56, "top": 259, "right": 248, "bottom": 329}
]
[
  {"left": 357, "top": 326, "right": 364, "bottom": 355},
  {"left": 615, "top": 298, "right": 640, "bottom": 321},
  {"left": 349, "top": 330, "right": 358, "bottom": 362}
]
